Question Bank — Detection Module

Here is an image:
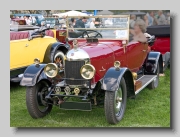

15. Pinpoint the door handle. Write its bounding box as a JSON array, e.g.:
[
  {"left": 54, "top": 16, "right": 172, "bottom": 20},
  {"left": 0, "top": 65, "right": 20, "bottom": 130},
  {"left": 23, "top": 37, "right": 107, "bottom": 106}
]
[
  {"left": 99, "top": 66, "right": 106, "bottom": 72},
  {"left": 25, "top": 44, "right": 29, "bottom": 47},
  {"left": 123, "top": 44, "right": 126, "bottom": 53}
]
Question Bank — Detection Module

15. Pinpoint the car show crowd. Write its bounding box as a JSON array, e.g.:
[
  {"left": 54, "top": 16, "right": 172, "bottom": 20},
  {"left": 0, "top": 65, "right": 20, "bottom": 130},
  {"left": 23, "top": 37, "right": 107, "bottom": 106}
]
[{"left": 10, "top": 10, "right": 170, "bottom": 27}]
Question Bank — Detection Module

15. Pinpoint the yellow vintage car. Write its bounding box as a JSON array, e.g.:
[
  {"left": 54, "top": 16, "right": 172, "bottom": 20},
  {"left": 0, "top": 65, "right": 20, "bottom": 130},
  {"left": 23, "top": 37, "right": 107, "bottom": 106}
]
[{"left": 10, "top": 25, "right": 69, "bottom": 82}]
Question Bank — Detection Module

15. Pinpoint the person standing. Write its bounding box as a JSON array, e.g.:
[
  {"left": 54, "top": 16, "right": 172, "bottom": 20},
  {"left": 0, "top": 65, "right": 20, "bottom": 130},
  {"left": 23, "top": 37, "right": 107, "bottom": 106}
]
[
  {"left": 74, "top": 17, "right": 87, "bottom": 28},
  {"left": 54, "top": 16, "right": 60, "bottom": 29},
  {"left": 155, "top": 10, "right": 167, "bottom": 25},
  {"left": 23, "top": 16, "right": 28, "bottom": 25},
  {"left": 89, "top": 18, "right": 96, "bottom": 28},
  {"left": 147, "top": 11, "right": 156, "bottom": 26},
  {"left": 166, "top": 12, "right": 170, "bottom": 25},
  {"left": 70, "top": 18, "right": 76, "bottom": 27},
  {"left": 143, "top": 15, "right": 149, "bottom": 27},
  {"left": 32, "top": 16, "right": 37, "bottom": 25},
  {"left": 28, "top": 16, "right": 33, "bottom": 25}
]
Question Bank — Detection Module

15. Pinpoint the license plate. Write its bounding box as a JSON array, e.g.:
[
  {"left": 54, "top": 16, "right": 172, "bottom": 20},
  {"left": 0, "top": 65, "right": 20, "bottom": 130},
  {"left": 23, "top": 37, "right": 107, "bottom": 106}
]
[{"left": 59, "top": 101, "right": 92, "bottom": 111}]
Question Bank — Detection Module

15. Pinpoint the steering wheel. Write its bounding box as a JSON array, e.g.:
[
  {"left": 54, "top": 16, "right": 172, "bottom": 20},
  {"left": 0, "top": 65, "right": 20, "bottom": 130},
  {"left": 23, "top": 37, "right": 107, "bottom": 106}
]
[{"left": 81, "top": 30, "right": 102, "bottom": 38}]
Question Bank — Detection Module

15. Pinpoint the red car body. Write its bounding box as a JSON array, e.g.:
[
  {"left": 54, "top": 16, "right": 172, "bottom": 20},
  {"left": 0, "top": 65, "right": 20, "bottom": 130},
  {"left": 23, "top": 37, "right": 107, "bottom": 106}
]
[{"left": 151, "top": 37, "right": 170, "bottom": 54}]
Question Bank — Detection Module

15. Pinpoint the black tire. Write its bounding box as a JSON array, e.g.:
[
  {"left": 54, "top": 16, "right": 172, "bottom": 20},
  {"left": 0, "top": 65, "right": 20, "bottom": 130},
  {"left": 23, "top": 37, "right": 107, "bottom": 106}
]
[
  {"left": 104, "top": 77, "right": 127, "bottom": 124},
  {"left": 163, "top": 52, "right": 170, "bottom": 71},
  {"left": 26, "top": 81, "right": 52, "bottom": 119},
  {"left": 147, "top": 63, "right": 159, "bottom": 89}
]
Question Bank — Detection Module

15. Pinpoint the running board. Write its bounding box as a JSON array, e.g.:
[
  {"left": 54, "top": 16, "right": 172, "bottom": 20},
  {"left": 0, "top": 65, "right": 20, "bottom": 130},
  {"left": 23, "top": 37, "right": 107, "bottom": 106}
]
[
  {"left": 10, "top": 74, "right": 23, "bottom": 82},
  {"left": 10, "top": 77, "right": 22, "bottom": 82},
  {"left": 135, "top": 75, "right": 157, "bottom": 95}
]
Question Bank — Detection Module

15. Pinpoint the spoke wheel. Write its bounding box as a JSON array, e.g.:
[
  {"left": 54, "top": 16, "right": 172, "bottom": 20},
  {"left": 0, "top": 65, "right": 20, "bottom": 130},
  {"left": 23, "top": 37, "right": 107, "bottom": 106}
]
[
  {"left": 104, "top": 77, "right": 127, "bottom": 124},
  {"left": 54, "top": 51, "right": 66, "bottom": 67},
  {"left": 26, "top": 81, "right": 52, "bottom": 118}
]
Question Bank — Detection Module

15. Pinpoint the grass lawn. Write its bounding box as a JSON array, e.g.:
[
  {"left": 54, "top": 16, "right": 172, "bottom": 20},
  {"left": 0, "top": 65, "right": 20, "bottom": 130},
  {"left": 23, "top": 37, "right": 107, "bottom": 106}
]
[{"left": 10, "top": 69, "right": 170, "bottom": 127}]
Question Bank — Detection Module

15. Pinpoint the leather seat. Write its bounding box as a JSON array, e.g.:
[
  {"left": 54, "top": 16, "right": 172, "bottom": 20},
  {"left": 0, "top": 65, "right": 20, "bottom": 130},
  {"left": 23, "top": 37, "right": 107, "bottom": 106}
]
[
  {"left": 10, "top": 31, "right": 29, "bottom": 40},
  {"left": 10, "top": 30, "right": 55, "bottom": 41},
  {"left": 45, "top": 30, "right": 54, "bottom": 38}
]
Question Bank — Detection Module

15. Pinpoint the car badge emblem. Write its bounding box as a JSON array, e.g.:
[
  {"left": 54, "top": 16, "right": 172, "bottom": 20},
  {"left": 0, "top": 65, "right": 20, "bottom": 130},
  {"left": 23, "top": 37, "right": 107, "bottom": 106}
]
[{"left": 71, "top": 53, "right": 74, "bottom": 56}]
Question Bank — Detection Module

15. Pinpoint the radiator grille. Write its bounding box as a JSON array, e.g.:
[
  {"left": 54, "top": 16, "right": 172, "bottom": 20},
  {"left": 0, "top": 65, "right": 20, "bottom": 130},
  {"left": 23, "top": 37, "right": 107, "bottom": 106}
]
[{"left": 65, "top": 60, "right": 86, "bottom": 85}]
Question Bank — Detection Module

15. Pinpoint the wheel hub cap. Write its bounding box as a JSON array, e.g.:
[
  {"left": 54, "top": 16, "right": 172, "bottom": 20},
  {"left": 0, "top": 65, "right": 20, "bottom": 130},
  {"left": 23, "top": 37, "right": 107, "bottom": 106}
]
[{"left": 114, "top": 88, "right": 122, "bottom": 114}]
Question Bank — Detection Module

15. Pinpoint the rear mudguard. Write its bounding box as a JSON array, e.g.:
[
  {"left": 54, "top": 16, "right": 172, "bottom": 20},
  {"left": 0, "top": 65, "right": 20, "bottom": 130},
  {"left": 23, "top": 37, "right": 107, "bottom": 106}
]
[
  {"left": 43, "top": 42, "right": 70, "bottom": 63},
  {"left": 101, "top": 67, "right": 135, "bottom": 98},
  {"left": 20, "top": 64, "right": 50, "bottom": 86},
  {"left": 144, "top": 52, "right": 163, "bottom": 74}
]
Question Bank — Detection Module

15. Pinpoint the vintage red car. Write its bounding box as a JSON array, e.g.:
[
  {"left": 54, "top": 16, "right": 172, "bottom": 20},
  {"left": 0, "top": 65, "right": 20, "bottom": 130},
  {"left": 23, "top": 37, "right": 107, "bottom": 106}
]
[
  {"left": 146, "top": 25, "right": 170, "bottom": 55},
  {"left": 146, "top": 25, "right": 170, "bottom": 70},
  {"left": 20, "top": 15, "right": 163, "bottom": 124}
]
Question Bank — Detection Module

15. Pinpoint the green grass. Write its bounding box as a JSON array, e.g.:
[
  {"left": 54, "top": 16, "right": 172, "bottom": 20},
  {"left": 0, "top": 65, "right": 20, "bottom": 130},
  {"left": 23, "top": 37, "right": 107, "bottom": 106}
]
[{"left": 10, "top": 69, "right": 170, "bottom": 127}]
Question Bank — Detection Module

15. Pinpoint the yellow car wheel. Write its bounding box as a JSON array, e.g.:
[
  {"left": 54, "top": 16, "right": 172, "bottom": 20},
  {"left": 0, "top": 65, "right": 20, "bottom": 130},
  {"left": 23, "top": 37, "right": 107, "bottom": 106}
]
[{"left": 54, "top": 50, "right": 66, "bottom": 68}]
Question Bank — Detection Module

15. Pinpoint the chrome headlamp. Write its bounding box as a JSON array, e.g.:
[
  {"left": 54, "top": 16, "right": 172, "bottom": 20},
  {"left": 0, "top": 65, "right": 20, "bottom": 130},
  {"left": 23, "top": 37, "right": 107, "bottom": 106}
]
[
  {"left": 80, "top": 64, "right": 96, "bottom": 80},
  {"left": 44, "top": 63, "right": 59, "bottom": 78}
]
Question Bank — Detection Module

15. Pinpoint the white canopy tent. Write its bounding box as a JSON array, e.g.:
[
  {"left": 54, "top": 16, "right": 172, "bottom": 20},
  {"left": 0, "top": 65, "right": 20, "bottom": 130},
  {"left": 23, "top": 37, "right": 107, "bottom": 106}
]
[{"left": 53, "top": 10, "right": 88, "bottom": 17}]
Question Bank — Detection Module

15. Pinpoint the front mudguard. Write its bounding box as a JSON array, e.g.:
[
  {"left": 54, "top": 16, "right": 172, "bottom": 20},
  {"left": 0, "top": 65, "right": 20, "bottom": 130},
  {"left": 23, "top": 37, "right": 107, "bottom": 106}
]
[
  {"left": 43, "top": 42, "right": 69, "bottom": 63},
  {"left": 20, "top": 64, "right": 50, "bottom": 86},
  {"left": 144, "top": 52, "right": 163, "bottom": 74},
  {"left": 101, "top": 67, "right": 135, "bottom": 98}
]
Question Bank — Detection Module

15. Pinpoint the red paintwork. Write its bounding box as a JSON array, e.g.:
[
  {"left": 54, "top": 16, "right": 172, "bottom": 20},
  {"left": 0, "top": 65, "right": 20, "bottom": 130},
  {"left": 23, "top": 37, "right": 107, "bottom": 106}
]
[
  {"left": 75, "top": 39, "right": 149, "bottom": 82},
  {"left": 56, "top": 30, "right": 66, "bottom": 44},
  {"left": 151, "top": 37, "right": 170, "bottom": 54}
]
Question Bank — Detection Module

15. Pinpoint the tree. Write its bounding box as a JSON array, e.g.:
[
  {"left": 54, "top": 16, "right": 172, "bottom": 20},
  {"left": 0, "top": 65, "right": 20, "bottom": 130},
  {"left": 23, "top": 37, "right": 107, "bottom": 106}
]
[
  {"left": 28, "top": 10, "right": 37, "bottom": 14},
  {"left": 45, "top": 10, "right": 51, "bottom": 17}
]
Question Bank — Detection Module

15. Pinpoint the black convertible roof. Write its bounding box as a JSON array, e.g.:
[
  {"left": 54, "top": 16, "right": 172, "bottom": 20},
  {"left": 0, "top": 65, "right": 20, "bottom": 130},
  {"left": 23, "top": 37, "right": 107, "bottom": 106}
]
[{"left": 146, "top": 25, "right": 170, "bottom": 37}]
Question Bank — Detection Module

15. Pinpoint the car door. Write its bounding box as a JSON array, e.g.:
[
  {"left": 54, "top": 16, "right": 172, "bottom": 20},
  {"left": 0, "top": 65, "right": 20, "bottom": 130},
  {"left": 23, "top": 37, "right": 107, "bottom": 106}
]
[
  {"left": 126, "top": 42, "right": 145, "bottom": 72},
  {"left": 26, "top": 37, "right": 40, "bottom": 64},
  {"left": 10, "top": 39, "right": 30, "bottom": 70},
  {"left": 27, "top": 36, "right": 57, "bottom": 65}
]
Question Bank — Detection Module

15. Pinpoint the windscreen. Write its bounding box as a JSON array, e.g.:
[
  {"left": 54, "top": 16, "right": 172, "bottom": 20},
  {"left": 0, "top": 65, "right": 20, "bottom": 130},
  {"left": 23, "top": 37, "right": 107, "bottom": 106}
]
[{"left": 66, "top": 15, "right": 130, "bottom": 40}]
